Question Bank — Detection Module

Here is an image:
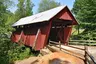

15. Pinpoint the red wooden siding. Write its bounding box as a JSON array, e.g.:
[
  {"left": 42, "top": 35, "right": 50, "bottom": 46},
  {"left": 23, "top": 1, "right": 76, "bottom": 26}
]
[
  {"left": 64, "top": 27, "right": 72, "bottom": 45},
  {"left": 21, "top": 27, "right": 38, "bottom": 46},
  {"left": 11, "top": 29, "right": 22, "bottom": 43},
  {"left": 11, "top": 22, "right": 52, "bottom": 50},
  {"left": 53, "top": 6, "right": 77, "bottom": 25},
  {"left": 57, "top": 28, "right": 64, "bottom": 43},
  {"left": 35, "top": 22, "right": 52, "bottom": 50}
]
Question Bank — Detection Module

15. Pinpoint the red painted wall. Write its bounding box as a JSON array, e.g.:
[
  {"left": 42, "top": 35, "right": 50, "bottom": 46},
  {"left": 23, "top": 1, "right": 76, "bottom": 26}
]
[
  {"left": 53, "top": 6, "right": 78, "bottom": 25},
  {"left": 11, "top": 22, "right": 52, "bottom": 50},
  {"left": 35, "top": 22, "right": 52, "bottom": 50},
  {"left": 64, "top": 27, "right": 72, "bottom": 45},
  {"left": 21, "top": 27, "right": 38, "bottom": 46},
  {"left": 11, "top": 28, "right": 22, "bottom": 43}
]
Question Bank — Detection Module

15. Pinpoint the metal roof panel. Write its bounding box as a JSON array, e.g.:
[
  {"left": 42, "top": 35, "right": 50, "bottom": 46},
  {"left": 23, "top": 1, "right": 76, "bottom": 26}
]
[{"left": 12, "top": 6, "right": 66, "bottom": 26}]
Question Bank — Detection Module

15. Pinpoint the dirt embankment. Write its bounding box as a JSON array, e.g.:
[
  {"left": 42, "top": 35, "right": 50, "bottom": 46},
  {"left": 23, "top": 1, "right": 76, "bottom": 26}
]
[{"left": 14, "top": 45, "right": 96, "bottom": 64}]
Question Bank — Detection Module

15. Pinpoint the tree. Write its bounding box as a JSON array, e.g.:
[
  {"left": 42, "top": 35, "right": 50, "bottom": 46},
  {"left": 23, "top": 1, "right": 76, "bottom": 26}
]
[
  {"left": 0, "top": 0, "right": 13, "bottom": 25},
  {"left": 0, "top": 1, "right": 6, "bottom": 25},
  {"left": 0, "top": 0, "right": 15, "bottom": 64},
  {"left": 15, "top": 0, "right": 26, "bottom": 20},
  {"left": 72, "top": 0, "right": 96, "bottom": 40},
  {"left": 38, "top": 0, "right": 60, "bottom": 13},
  {"left": 25, "top": 0, "right": 34, "bottom": 16},
  {"left": 15, "top": 0, "right": 34, "bottom": 21}
]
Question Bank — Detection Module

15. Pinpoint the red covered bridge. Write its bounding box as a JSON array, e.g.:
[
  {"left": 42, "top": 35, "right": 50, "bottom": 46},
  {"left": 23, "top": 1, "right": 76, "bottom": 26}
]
[{"left": 11, "top": 6, "right": 78, "bottom": 50}]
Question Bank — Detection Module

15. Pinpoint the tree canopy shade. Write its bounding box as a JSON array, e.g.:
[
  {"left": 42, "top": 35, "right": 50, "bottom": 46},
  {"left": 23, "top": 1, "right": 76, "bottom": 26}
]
[
  {"left": 38, "top": 0, "right": 61, "bottom": 13},
  {"left": 72, "top": 0, "right": 96, "bottom": 40}
]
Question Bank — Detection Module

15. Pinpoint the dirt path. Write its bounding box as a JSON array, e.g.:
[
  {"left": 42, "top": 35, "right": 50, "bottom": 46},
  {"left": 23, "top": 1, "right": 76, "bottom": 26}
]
[{"left": 14, "top": 52, "right": 84, "bottom": 64}]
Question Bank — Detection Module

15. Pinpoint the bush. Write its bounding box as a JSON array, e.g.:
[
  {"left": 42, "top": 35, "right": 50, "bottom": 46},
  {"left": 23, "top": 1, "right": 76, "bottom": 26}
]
[{"left": 8, "top": 44, "right": 34, "bottom": 63}]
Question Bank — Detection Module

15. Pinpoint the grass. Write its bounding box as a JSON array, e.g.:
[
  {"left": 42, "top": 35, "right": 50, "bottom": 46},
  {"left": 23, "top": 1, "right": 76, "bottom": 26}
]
[{"left": 72, "top": 28, "right": 85, "bottom": 35}]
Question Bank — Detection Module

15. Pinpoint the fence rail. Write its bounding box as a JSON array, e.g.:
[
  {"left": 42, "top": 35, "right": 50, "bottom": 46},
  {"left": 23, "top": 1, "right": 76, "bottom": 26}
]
[
  {"left": 70, "top": 40, "right": 96, "bottom": 42},
  {"left": 69, "top": 40, "right": 96, "bottom": 46}
]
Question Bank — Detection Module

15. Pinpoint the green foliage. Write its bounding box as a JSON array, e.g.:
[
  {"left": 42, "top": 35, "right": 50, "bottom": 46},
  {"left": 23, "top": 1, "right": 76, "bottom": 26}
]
[
  {"left": 15, "top": 0, "right": 34, "bottom": 21},
  {"left": 0, "top": 0, "right": 35, "bottom": 64},
  {"left": 72, "top": 0, "right": 96, "bottom": 40},
  {"left": 72, "top": 0, "right": 96, "bottom": 23},
  {"left": 38, "top": 0, "right": 60, "bottom": 13},
  {"left": 16, "top": 0, "right": 26, "bottom": 18},
  {"left": 0, "top": 26, "right": 35, "bottom": 64},
  {"left": 25, "top": 0, "right": 34, "bottom": 16},
  {"left": 0, "top": 26, "right": 13, "bottom": 64},
  {"left": 8, "top": 44, "right": 32, "bottom": 62}
]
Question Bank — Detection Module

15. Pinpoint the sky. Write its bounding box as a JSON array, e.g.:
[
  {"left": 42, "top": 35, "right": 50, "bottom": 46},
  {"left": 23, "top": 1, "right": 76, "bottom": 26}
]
[{"left": 9, "top": 0, "right": 75, "bottom": 14}]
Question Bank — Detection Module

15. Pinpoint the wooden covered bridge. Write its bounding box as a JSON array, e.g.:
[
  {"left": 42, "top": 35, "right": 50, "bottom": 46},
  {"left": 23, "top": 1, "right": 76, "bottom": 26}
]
[{"left": 11, "top": 5, "right": 78, "bottom": 50}]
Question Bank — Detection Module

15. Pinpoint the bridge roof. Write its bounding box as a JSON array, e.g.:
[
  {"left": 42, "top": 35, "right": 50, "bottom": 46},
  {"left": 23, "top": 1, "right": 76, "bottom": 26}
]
[{"left": 12, "top": 5, "right": 78, "bottom": 27}]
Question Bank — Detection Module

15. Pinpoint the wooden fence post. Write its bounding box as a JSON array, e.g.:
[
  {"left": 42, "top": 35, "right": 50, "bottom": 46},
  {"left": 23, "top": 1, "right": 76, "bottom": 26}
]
[
  {"left": 84, "top": 46, "right": 88, "bottom": 64},
  {"left": 59, "top": 41, "right": 61, "bottom": 50}
]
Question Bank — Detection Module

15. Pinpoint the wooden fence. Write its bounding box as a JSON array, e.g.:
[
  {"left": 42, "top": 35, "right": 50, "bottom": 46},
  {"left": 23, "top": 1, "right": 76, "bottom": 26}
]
[
  {"left": 49, "top": 40, "right": 96, "bottom": 64},
  {"left": 69, "top": 40, "right": 96, "bottom": 46}
]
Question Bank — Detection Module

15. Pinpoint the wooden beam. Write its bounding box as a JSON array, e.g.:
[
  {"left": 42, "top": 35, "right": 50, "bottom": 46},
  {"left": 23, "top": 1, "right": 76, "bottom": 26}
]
[
  {"left": 66, "top": 45, "right": 84, "bottom": 51},
  {"left": 59, "top": 41, "right": 61, "bottom": 50},
  {"left": 70, "top": 40, "right": 96, "bottom": 43},
  {"left": 33, "top": 29, "right": 40, "bottom": 50}
]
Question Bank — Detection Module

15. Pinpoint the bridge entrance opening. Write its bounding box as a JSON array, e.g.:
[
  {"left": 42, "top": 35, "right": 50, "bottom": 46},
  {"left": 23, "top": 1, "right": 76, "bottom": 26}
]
[{"left": 49, "top": 19, "right": 72, "bottom": 43}]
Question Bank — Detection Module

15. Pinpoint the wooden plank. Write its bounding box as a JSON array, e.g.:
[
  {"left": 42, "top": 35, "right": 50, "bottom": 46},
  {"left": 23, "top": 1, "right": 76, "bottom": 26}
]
[
  {"left": 59, "top": 41, "right": 61, "bottom": 50},
  {"left": 49, "top": 40, "right": 59, "bottom": 45},
  {"left": 33, "top": 29, "right": 40, "bottom": 50},
  {"left": 66, "top": 45, "right": 85, "bottom": 50},
  {"left": 69, "top": 42, "right": 96, "bottom": 46},
  {"left": 70, "top": 40, "right": 96, "bottom": 43}
]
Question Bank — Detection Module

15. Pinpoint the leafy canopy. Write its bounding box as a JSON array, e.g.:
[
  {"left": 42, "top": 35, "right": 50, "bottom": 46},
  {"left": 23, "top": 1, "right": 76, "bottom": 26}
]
[
  {"left": 72, "top": 0, "right": 96, "bottom": 40},
  {"left": 15, "top": 0, "right": 34, "bottom": 21},
  {"left": 38, "top": 0, "right": 60, "bottom": 13}
]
